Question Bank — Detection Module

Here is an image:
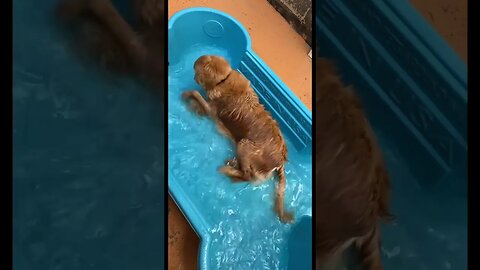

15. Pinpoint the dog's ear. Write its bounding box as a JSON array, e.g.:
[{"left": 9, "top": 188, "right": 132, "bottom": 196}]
[
  {"left": 200, "top": 56, "right": 231, "bottom": 89},
  {"left": 204, "top": 56, "right": 229, "bottom": 79},
  {"left": 196, "top": 60, "right": 218, "bottom": 90},
  {"left": 201, "top": 56, "right": 218, "bottom": 76}
]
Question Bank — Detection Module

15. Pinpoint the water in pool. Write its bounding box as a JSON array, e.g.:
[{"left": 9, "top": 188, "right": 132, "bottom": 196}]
[
  {"left": 334, "top": 128, "right": 467, "bottom": 270},
  {"left": 13, "top": 1, "right": 165, "bottom": 269},
  {"left": 168, "top": 45, "right": 312, "bottom": 269},
  {"left": 375, "top": 131, "right": 467, "bottom": 270}
]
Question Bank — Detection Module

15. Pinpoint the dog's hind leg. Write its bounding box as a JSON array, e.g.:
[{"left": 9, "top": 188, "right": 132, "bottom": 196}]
[
  {"left": 219, "top": 139, "right": 256, "bottom": 182},
  {"left": 236, "top": 138, "right": 259, "bottom": 179},
  {"left": 219, "top": 166, "right": 247, "bottom": 182}
]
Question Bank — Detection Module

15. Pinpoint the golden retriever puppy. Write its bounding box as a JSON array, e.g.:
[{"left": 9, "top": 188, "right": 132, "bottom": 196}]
[
  {"left": 55, "top": 0, "right": 165, "bottom": 90},
  {"left": 182, "top": 55, "right": 293, "bottom": 223},
  {"left": 315, "top": 57, "right": 393, "bottom": 270}
]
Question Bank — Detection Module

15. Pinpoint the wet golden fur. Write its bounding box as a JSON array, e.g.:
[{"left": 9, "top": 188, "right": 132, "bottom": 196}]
[
  {"left": 55, "top": 0, "right": 165, "bottom": 91},
  {"left": 315, "top": 57, "right": 393, "bottom": 270},
  {"left": 182, "top": 55, "right": 293, "bottom": 223}
]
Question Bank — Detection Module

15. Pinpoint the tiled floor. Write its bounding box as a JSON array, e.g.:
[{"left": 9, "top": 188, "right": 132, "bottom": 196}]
[
  {"left": 410, "top": 0, "right": 467, "bottom": 62},
  {"left": 167, "top": 0, "right": 312, "bottom": 269}
]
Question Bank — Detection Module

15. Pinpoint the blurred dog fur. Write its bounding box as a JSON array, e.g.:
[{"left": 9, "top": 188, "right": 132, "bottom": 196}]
[
  {"left": 315, "top": 56, "right": 393, "bottom": 270},
  {"left": 55, "top": 0, "right": 165, "bottom": 93},
  {"left": 182, "top": 55, "right": 294, "bottom": 223}
]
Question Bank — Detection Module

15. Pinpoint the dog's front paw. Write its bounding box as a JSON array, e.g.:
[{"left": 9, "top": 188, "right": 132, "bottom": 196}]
[
  {"left": 181, "top": 91, "right": 193, "bottom": 100},
  {"left": 188, "top": 100, "right": 207, "bottom": 116}
]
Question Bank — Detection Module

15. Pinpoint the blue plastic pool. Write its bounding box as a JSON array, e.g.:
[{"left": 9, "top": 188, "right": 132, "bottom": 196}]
[
  {"left": 317, "top": 0, "right": 467, "bottom": 269},
  {"left": 168, "top": 8, "right": 312, "bottom": 269},
  {"left": 13, "top": 1, "right": 165, "bottom": 269}
]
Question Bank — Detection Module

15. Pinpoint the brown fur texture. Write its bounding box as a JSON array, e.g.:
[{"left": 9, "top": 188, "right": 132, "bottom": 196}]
[
  {"left": 55, "top": 0, "right": 165, "bottom": 91},
  {"left": 182, "top": 55, "right": 293, "bottom": 223},
  {"left": 315, "top": 57, "right": 393, "bottom": 270}
]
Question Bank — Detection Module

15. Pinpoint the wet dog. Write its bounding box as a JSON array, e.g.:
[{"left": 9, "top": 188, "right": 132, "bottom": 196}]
[
  {"left": 315, "top": 57, "right": 393, "bottom": 270},
  {"left": 182, "top": 55, "right": 294, "bottom": 223},
  {"left": 55, "top": 0, "right": 165, "bottom": 92}
]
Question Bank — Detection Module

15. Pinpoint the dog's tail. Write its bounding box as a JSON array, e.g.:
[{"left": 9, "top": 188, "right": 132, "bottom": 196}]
[
  {"left": 355, "top": 226, "right": 383, "bottom": 270},
  {"left": 275, "top": 165, "right": 294, "bottom": 223}
]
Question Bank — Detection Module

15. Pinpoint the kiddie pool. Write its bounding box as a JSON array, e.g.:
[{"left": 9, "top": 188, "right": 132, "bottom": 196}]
[
  {"left": 317, "top": 0, "right": 467, "bottom": 269},
  {"left": 168, "top": 8, "right": 312, "bottom": 269}
]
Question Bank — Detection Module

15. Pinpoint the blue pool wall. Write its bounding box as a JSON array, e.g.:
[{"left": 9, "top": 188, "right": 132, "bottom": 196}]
[{"left": 316, "top": 0, "right": 467, "bottom": 197}]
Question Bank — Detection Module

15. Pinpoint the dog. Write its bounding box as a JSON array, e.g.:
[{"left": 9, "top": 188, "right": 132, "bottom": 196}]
[
  {"left": 55, "top": 0, "right": 165, "bottom": 92},
  {"left": 315, "top": 57, "right": 393, "bottom": 270},
  {"left": 182, "top": 55, "right": 294, "bottom": 223}
]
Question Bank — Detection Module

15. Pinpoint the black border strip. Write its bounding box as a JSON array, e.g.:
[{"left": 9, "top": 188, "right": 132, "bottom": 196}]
[
  {"left": 467, "top": 0, "right": 475, "bottom": 269},
  {"left": 311, "top": 0, "right": 317, "bottom": 268},
  {"left": 163, "top": 1, "right": 169, "bottom": 269},
  {"left": 8, "top": 0, "right": 14, "bottom": 269}
]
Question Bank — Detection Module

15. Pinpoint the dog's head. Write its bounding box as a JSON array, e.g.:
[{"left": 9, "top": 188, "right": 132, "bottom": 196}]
[{"left": 194, "top": 55, "right": 232, "bottom": 91}]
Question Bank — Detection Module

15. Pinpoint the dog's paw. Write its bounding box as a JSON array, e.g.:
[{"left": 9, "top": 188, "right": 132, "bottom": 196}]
[
  {"left": 219, "top": 166, "right": 246, "bottom": 182},
  {"left": 279, "top": 211, "right": 294, "bottom": 224},
  {"left": 225, "top": 157, "right": 238, "bottom": 168},
  {"left": 184, "top": 99, "right": 207, "bottom": 116},
  {"left": 181, "top": 91, "right": 191, "bottom": 100},
  {"left": 189, "top": 101, "right": 207, "bottom": 116}
]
